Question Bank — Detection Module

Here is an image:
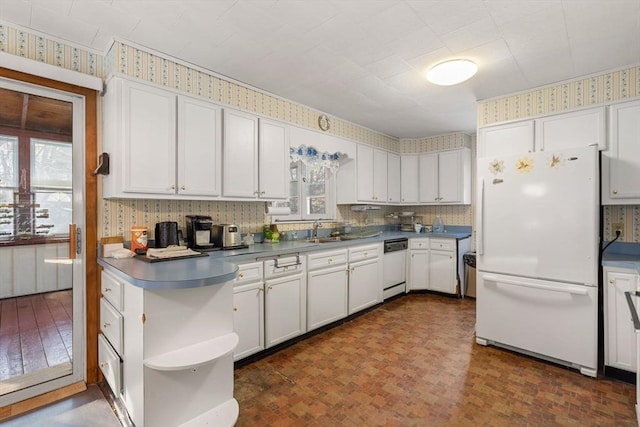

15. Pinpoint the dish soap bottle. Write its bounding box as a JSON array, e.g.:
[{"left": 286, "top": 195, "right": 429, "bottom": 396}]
[{"left": 433, "top": 216, "right": 444, "bottom": 233}]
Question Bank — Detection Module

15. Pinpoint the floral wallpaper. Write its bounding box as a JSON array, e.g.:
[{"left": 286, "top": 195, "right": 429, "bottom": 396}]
[
  {"left": 478, "top": 65, "right": 640, "bottom": 243},
  {"left": 3, "top": 21, "right": 638, "bottom": 243}
]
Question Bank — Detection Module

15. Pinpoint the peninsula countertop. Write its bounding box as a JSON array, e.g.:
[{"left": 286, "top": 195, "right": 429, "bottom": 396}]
[{"left": 98, "top": 227, "right": 472, "bottom": 290}]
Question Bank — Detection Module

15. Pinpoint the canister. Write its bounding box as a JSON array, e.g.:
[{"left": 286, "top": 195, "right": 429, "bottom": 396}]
[{"left": 131, "top": 226, "right": 148, "bottom": 251}]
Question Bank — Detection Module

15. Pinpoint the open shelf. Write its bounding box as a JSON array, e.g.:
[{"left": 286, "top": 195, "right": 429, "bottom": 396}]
[{"left": 143, "top": 332, "right": 238, "bottom": 371}]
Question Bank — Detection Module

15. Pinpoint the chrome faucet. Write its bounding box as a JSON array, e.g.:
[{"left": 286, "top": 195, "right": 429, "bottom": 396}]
[{"left": 312, "top": 220, "right": 322, "bottom": 238}]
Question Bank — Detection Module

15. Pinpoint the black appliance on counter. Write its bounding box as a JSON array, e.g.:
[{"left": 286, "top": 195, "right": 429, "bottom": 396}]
[
  {"left": 154, "top": 221, "right": 179, "bottom": 248},
  {"left": 186, "top": 215, "right": 216, "bottom": 250}
]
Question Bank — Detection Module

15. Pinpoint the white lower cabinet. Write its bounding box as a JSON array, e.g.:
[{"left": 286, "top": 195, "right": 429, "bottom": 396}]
[
  {"left": 232, "top": 262, "right": 265, "bottom": 361},
  {"left": 307, "top": 249, "right": 349, "bottom": 331},
  {"left": 265, "top": 271, "right": 306, "bottom": 347},
  {"left": 99, "top": 268, "right": 239, "bottom": 427},
  {"left": 604, "top": 266, "right": 639, "bottom": 373},
  {"left": 348, "top": 244, "right": 383, "bottom": 314},
  {"left": 407, "top": 238, "right": 467, "bottom": 295}
]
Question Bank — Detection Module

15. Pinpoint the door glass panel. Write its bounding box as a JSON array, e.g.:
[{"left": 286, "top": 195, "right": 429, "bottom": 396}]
[{"left": 0, "top": 82, "right": 82, "bottom": 402}]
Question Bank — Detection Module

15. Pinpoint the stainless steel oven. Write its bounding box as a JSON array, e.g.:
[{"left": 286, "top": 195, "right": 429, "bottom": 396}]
[{"left": 383, "top": 238, "right": 408, "bottom": 300}]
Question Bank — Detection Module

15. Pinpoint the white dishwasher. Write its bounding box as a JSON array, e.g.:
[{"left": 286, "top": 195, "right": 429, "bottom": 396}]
[{"left": 383, "top": 238, "right": 408, "bottom": 300}]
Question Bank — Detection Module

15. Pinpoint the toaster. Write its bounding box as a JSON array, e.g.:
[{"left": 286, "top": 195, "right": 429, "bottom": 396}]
[{"left": 211, "top": 224, "right": 242, "bottom": 249}]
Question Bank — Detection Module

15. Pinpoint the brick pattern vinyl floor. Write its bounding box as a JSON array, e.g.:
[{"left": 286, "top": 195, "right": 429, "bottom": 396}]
[{"left": 234, "top": 294, "right": 636, "bottom": 426}]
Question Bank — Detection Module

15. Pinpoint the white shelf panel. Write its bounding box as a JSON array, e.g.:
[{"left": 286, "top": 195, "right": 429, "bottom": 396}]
[
  {"left": 179, "top": 398, "right": 239, "bottom": 427},
  {"left": 143, "top": 332, "right": 239, "bottom": 371}
]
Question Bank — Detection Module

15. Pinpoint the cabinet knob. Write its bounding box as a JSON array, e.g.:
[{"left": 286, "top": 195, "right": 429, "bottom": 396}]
[
  {"left": 254, "top": 190, "right": 260, "bottom": 195},
  {"left": 328, "top": 258, "right": 333, "bottom": 263},
  {"left": 239, "top": 272, "right": 244, "bottom": 278},
  {"left": 364, "top": 252, "right": 368, "bottom": 256},
  {"left": 259, "top": 287, "right": 264, "bottom": 293},
  {"left": 103, "top": 322, "right": 110, "bottom": 328},
  {"left": 170, "top": 185, "right": 176, "bottom": 190},
  {"left": 612, "top": 189, "right": 618, "bottom": 195},
  {"left": 103, "top": 287, "right": 111, "bottom": 292},
  {"left": 233, "top": 306, "right": 238, "bottom": 311},
  {"left": 609, "top": 279, "right": 615, "bottom": 284},
  {"left": 268, "top": 286, "right": 273, "bottom": 291},
  {"left": 260, "top": 191, "right": 266, "bottom": 195},
  {"left": 181, "top": 185, "right": 186, "bottom": 190},
  {"left": 100, "top": 362, "right": 108, "bottom": 368}
]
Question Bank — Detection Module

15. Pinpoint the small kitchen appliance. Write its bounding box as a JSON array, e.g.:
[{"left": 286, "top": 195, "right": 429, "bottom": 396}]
[
  {"left": 186, "top": 215, "right": 215, "bottom": 250},
  {"left": 154, "top": 221, "right": 179, "bottom": 248},
  {"left": 212, "top": 224, "right": 248, "bottom": 250}
]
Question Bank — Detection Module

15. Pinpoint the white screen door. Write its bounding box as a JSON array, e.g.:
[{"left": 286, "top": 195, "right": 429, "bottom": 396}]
[{"left": 0, "top": 78, "right": 85, "bottom": 405}]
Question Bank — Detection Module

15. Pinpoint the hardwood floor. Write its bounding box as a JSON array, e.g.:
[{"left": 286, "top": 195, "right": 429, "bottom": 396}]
[
  {"left": 235, "top": 294, "right": 636, "bottom": 426},
  {"left": 0, "top": 290, "right": 73, "bottom": 388}
]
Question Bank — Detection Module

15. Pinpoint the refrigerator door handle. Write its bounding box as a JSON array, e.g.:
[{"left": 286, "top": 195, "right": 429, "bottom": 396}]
[
  {"left": 482, "top": 274, "right": 588, "bottom": 296},
  {"left": 477, "top": 178, "right": 484, "bottom": 255}
]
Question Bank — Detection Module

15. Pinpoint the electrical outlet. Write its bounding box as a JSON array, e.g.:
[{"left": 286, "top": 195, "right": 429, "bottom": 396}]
[{"left": 612, "top": 223, "right": 624, "bottom": 238}]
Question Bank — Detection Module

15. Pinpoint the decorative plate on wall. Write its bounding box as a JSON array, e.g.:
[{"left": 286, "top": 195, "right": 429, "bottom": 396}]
[{"left": 318, "top": 114, "right": 330, "bottom": 131}]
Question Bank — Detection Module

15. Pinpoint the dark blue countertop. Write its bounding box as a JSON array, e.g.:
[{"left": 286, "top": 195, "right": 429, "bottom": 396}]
[
  {"left": 602, "top": 242, "right": 640, "bottom": 274},
  {"left": 98, "top": 226, "right": 472, "bottom": 290}
]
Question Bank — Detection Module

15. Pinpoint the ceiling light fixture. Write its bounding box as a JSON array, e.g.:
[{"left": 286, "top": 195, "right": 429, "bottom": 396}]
[{"left": 426, "top": 59, "right": 478, "bottom": 86}]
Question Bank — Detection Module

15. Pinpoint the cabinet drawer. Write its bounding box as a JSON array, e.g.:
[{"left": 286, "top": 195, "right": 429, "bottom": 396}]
[
  {"left": 98, "top": 334, "right": 122, "bottom": 396},
  {"left": 430, "top": 238, "right": 455, "bottom": 252},
  {"left": 101, "top": 269, "right": 124, "bottom": 311},
  {"left": 348, "top": 244, "right": 380, "bottom": 262},
  {"left": 234, "top": 261, "right": 263, "bottom": 286},
  {"left": 100, "top": 298, "right": 123, "bottom": 356},
  {"left": 264, "top": 255, "right": 304, "bottom": 279},
  {"left": 409, "top": 239, "right": 429, "bottom": 250},
  {"left": 307, "top": 249, "right": 348, "bottom": 271}
]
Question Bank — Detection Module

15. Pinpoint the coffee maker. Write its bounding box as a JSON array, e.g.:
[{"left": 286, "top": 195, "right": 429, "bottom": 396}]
[{"left": 186, "top": 215, "right": 215, "bottom": 250}]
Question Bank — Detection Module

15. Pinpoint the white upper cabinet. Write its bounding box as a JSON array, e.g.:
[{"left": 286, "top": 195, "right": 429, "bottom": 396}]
[
  {"left": 259, "top": 119, "right": 289, "bottom": 199},
  {"left": 102, "top": 76, "right": 222, "bottom": 199},
  {"left": 400, "top": 155, "right": 419, "bottom": 204},
  {"left": 603, "top": 99, "right": 640, "bottom": 204},
  {"left": 478, "top": 106, "right": 606, "bottom": 158},
  {"left": 418, "top": 153, "right": 438, "bottom": 203},
  {"left": 222, "top": 111, "right": 289, "bottom": 200},
  {"left": 418, "top": 149, "right": 471, "bottom": 205},
  {"left": 223, "top": 110, "right": 259, "bottom": 198},
  {"left": 387, "top": 152, "right": 401, "bottom": 203},
  {"left": 177, "top": 96, "right": 222, "bottom": 197},
  {"left": 535, "top": 107, "right": 606, "bottom": 152},
  {"left": 356, "top": 145, "right": 388, "bottom": 202},
  {"left": 477, "top": 120, "right": 534, "bottom": 158}
]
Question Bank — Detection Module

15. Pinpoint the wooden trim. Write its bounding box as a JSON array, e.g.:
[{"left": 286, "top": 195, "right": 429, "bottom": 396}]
[
  {"left": 0, "top": 67, "right": 101, "bottom": 395},
  {"left": 0, "top": 381, "right": 87, "bottom": 421}
]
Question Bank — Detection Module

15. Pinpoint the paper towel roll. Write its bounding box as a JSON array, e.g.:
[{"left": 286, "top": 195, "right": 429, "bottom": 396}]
[{"left": 267, "top": 206, "right": 291, "bottom": 215}]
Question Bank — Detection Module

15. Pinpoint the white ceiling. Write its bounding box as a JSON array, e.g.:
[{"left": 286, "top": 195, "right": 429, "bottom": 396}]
[{"left": 2, "top": 0, "right": 639, "bottom": 138}]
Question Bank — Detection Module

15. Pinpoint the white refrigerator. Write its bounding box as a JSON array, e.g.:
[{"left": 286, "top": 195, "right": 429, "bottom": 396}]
[{"left": 475, "top": 144, "right": 599, "bottom": 377}]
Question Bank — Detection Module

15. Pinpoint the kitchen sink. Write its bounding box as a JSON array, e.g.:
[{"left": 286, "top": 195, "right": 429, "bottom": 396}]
[
  {"left": 305, "top": 231, "right": 381, "bottom": 243},
  {"left": 306, "top": 237, "right": 341, "bottom": 243}
]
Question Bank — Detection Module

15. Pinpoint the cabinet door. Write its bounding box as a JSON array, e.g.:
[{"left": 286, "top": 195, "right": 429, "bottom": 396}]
[
  {"left": 477, "top": 120, "right": 534, "bottom": 158},
  {"left": 223, "top": 109, "right": 258, "bottom": 198},
  {"left": 605, "top": 269, "right": 638, "bottom": 372},
  {"left": 307, "top": 265, "right": 348, "bottom": 331},
  {"left": 233, "top": 282, "right": 265, "bottom": 361},
  {"left": 123, "top": 80, "right": 177, "bottom": 194},
  {"left": 348, "top": 258, "right": 380, "bottom": 314},
  {"left": 373, "top": 149, "right": 388, "bottom": 202},
  {"left": 535, "top": 107, "right": 606, "bottom": 152},
  {"left": 265, "top": 273, "right": 305, "bottom": 347},
  {"left": 429, "top": 250, "right": 457, "bottom": 294},
  {"left": 603, "top": 100, "right": 640, "bottom": 204},
  {"left": 356, "top": 145, "right": 374, "bottom": 202},
  {"left": 387, "top": 152, "right": 401, "bottom": 203},
  {"left": 408, "top": 249, "right": 429, "bottom": 290},
  {"left": 177, "top": 96, "right": 222, "bottom": 196},
  {"left": 400, "top": 155, "right": 419, "bottom": 203},
  {"left": 259, "top": 119, "right": 289, "bottom": 199},
  {"left": 438, "top": 150, "right": 462, "bottom": 203},
  {"left": 419, "top": 153, "right": 438, "bottom": 203}
]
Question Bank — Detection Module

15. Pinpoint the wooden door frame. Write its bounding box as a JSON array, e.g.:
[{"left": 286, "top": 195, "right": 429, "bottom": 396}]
[{"left": 0, "top": 67, "right": 99, "bottom": 417}]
